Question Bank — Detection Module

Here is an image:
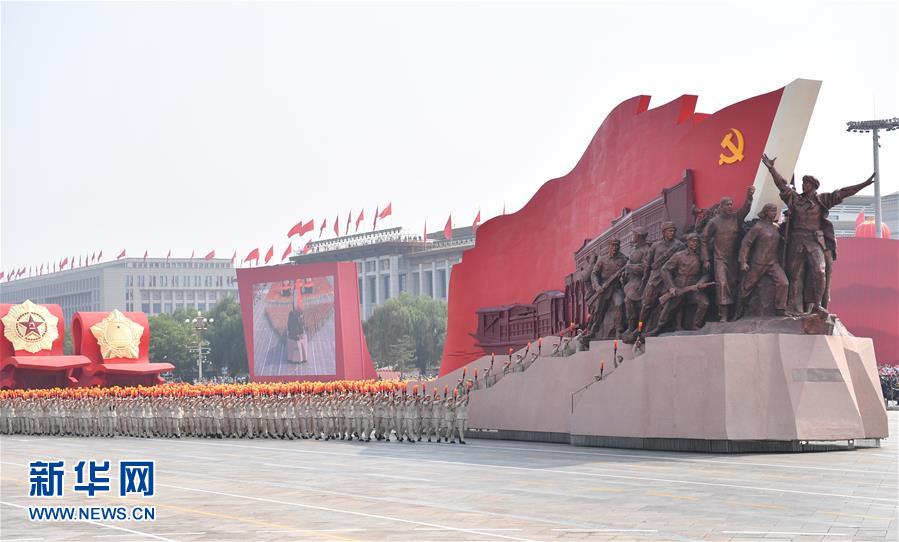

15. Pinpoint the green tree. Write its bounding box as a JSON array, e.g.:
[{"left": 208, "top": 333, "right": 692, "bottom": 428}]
[
  {"left": 148, "top": 312, "right": 196, "bottom": 380},
  {"left": 363, "top": 294, "right": 446, "bottom": 375},
  {"left": 204, "top": 296, "right": 248, "bottom": 377},
  {"left": 147, "top": 298, "right": 248, "bottom": 381},
  {"left": 387, "top": 334, "right": 417, "bottom": 373}
]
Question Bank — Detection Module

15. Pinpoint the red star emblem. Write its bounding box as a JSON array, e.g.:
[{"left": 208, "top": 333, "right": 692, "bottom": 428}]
[{"left": 17, "top": 314, "right": 44, "bottom": 339}]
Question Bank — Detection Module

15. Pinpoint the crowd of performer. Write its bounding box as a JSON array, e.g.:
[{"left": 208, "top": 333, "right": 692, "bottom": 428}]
[{"left": 0, "top": 380, "right": 471, "bottom": 444}]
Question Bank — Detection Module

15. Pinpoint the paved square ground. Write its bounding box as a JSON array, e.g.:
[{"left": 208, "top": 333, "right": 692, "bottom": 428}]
[{"left": 1, "top": 412, "right": 896, "bottom": 541}]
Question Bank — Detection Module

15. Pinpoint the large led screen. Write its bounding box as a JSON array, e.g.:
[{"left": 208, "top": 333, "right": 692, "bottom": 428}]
[{"left": 251, "top": 276, "right": 336, "bottom": 376}]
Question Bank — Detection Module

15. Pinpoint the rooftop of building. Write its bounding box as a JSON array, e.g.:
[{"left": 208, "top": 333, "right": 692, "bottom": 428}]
[{"left": 289, "top": 226, "right": 476, "bottom": 264}]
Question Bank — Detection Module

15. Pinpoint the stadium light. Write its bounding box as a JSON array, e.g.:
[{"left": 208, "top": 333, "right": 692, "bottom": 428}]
[
  {"left": 186, "top": 311, "right": 214, "bottom": 382},
  {"left": 846, "top": 117, "right": 899, "bottom": 238}
]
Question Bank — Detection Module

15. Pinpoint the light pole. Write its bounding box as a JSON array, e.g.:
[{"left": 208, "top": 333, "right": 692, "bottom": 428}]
[
  {"left": 186, "top": 311, "right": 214, "bottom": 382},
  {"left": 846, "top": 117, "right": 899, "bottom": 238}
]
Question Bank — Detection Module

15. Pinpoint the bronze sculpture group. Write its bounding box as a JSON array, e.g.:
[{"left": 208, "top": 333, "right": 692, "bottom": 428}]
[{"left": 580, "top": 155, "right": 875, "bottom": 341}]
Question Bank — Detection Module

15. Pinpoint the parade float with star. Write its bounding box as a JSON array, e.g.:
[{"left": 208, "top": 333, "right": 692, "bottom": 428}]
[{"left": 0, "top": 302, "right": 173, "bottom": 389}]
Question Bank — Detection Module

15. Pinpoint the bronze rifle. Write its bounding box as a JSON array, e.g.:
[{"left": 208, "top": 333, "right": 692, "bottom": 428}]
[
  {"left": 658, "top": 281, "right": 716, "bottom": 305},
  {"left": 585, "top": 266, "right": 626, "bottom": 308}
]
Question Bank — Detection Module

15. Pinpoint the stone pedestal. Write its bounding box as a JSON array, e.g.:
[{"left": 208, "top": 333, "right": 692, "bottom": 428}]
[{"left": 434, "top": 333, "right": 888, "bottom": 452}]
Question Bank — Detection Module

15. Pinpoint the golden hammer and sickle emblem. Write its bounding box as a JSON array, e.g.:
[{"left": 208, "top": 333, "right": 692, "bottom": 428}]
[{"left": 718, "top": 128, "right": 745, "bottom": 165}]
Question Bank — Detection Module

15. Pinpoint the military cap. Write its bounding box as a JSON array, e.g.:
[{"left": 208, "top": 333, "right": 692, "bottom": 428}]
[
  {"left": 661, "top": 221, "right": 677, "bottom": 232},
  {"left": 632, "top": 226, "right": 648, "bottom": 237}
]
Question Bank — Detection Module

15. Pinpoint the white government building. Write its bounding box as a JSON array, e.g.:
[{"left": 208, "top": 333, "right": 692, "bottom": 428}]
[
  {"left": 1, "top": 226, "right": 477, "bottom": 324},
  {"left": 0, "top": 258, "right": 239, "bottom": 323}
]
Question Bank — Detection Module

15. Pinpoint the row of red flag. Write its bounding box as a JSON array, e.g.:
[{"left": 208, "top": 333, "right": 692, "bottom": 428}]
[
  {"left": 286, "top": 202, "right": 395, "bottom": 241},
  {"left": 4, "top": 206, "right": 485, "bottom": 281}
]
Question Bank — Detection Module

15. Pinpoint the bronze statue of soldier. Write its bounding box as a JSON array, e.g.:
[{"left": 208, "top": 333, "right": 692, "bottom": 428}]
[
  {"left": 578, "top": 254, "right": 597, "bottom": 324},
  {"left": 585, "top": 238, "right": 628, "bottom": 340},
  {"left": 638, "top": 221, "right": 685, "bottom": 329},
  {"left": 649, "top": 233, "right": 711, "bottom": 335},
  {"left": 737, "top": 203, "right": 789, "bottom": 316},
  {"left": 762, "top": 154, "right": 875, "bottom": 313},
  {"left": 623, "top": 226, "right": 651, "bottom": 335},
  {"left": 701, "top": 185, "right": 755, "bottom": 322}
]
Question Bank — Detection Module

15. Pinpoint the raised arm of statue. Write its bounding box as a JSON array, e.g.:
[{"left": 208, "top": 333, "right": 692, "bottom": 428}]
[
  {"left": 737, "top": 185, "right": 755, "bottom": 222},
  {"left": 824, "top": 173, "right": 876, "bottom": 208},
  {"left": 762, "top": 154, "right": 790, "bottom": 194}
]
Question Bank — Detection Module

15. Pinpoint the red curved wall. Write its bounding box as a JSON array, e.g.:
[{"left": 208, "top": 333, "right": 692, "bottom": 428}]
[
  {"left": 440, "top": 88, "right": 785, "bottom": 374},
  {"left": 829, "top": 237, "right": 899, "bottom": 365}
]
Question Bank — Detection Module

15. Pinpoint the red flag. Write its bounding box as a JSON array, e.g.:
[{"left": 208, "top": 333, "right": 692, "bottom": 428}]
[
  {"left": 300, "top": 219, "right": 314, "bottom": 236},
  {"left": 444, "top": 215, "right": 452, "bottom": 240},
  {"left": 472, "top": 210, "right": 481, "bottom": 235},
  {"left": 264, "top": 245, "right": 274, "bottom": 264},
  {"left": 204, "top": 250, "right": 215, "bottom": 260},
  {"left": 333, "top": 214, "right": 340, "bottom": 236},
  {"left": 281, "top": 242, "right": 293, "bottom": 261},
  {"left": 143, "top": 250, "right": 148, "bottom": 261},
  {"left": 423, "top": 220, "right": 427, "bottom": 243},
  {"left": 378, "top": 202, "right": 392, "bottom": 219},
  {"left": 61, "top": 256, "right": 69, "bottom": 268},
  {"left": 355, "top": 209, "right": 365, "bottom": 232},
  {"left": 244, "top": 248, "right": 260, "bottom": 263},
  {"left": 98, "top": 250, "right": 103, "bottom": 261},
  {"left": 231, "top": 250, "right": 237, "bottom": 264},
  {"left": 346, "top": 212, "right": 352, "bottom": 234},
  {"left": 287, "top": 221, "right": 303, "bottom": 238},
  {"left": 855, "top": 211, "right": 866, "bottom": 226},
  {"left": 39, "top": 264, "right": 43, "bottom": 275},
  {"left": 302, "top": 240, "right": 312, "bottom": 254},
  {"left": 372, "top": 206, "right": 379, "bottom": 231},
  {"left": 116, "top": 249, "right": 126, "bottom": 260},
  {"left": 91, "top": 252, "right": 96, "bottom": 263},
  {"left": 319, "top": 218, "right": 327, "bottom": 238},
  {"left": 0, "top": 271, "right": 4, "bottom": 280},
  {"left": 190, "top": 249, "right": 195, "bottom": 260},
  {"left": 166, "top": 249, "right": 171, "bottom": 261}
]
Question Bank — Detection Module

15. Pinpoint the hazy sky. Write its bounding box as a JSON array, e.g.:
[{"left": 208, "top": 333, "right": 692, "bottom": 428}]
[{"left": 2, "top": 1, "right": 897, "bottom": 271}]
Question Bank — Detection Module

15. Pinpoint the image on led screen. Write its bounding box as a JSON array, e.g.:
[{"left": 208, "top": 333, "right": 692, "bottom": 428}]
[{"left": 251, "top": 276, "right": 336, "bottom": 376}]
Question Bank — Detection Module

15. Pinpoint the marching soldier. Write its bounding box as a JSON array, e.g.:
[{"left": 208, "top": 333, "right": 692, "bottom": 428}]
[
  {"left": 453, "top": 393, "right": 469, "bottom": 444},
  {"left": 442, "top": 395, "right": 456, "bottom": 443}
]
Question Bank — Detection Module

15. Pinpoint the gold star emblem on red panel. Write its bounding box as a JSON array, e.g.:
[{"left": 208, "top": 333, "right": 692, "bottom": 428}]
[
  {"left": 1, "top": 300, "right": 60, "bottom": 353},
  {"left": 90, "top": 309, "right": 144, "bottom": 360}
]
